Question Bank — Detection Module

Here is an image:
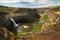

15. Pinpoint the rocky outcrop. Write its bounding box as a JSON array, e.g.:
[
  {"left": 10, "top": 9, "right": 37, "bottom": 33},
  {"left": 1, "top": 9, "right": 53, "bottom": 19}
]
[{"left": 20, "top": 11, "right": 60, "bottom": 40}]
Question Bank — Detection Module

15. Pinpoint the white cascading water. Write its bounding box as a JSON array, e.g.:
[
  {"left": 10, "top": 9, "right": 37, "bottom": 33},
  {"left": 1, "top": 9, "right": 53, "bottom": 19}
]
[{"left": 10, "top": 17, "right": 19, "bottom": 27}]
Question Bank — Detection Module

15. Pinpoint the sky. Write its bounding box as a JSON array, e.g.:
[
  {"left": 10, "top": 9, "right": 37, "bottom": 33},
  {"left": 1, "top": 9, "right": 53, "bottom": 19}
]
[{"left": 0, "top": 0, "right": 60, "bottom": 8}]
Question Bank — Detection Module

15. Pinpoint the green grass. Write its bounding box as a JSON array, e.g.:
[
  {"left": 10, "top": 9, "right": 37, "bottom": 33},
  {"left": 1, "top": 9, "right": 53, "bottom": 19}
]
[{"left": 33, "top": 14, "right": 48, "bottom": 32}]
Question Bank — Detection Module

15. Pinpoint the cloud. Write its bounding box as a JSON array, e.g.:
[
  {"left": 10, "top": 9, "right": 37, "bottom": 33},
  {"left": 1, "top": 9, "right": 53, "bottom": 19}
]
[
  {"left": 0, "top": 0, "right": 20, "bottom": 3},
  {"left": 0, "top": 0, "right": 35, "bottom": 3},
  {"left": 22, "top": 0, "right": 35, "bottom": 3},
  {"left": 0, "top": 0, "right": 51, "bottom": 4},
  {"left": 0, "top": 0, "right": 60, "bottom": 8},
  {"left": 37, "top": 0, "right": 50, "bottom": 4}
]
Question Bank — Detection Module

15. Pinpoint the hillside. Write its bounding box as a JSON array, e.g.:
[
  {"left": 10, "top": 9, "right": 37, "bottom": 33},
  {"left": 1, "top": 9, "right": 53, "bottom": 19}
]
[{"left": 0, "top": 6, "right": 60, "bottom": 40}]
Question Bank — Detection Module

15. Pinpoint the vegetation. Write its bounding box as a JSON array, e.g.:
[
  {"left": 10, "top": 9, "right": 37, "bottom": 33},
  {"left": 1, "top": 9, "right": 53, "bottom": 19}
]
[{"left": 0, "top": 5, "right": 60, "bottom": 40}]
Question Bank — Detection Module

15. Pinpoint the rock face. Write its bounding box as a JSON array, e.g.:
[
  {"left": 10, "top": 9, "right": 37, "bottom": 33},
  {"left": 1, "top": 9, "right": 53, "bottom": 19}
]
[
  {"left": 0, "top": 6, "right": 60, "bottom": 40},
  {"left": 20, "top": 10, "right": 60, "bottom": 40},
  {"left": 0, "top": 6, "right": 40, "bottom": 40},
  {"left": 0, "top": 27, "right": 16, "bottom": 40}
]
